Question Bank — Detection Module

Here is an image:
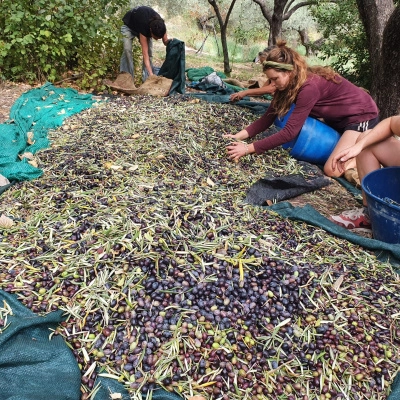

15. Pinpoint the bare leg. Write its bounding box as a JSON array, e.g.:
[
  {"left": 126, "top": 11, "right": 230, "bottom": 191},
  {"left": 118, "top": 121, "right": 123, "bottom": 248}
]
[
  {"left": 357, "top": 136, "right": 400, "bottom": 205},
  {"left": 324, "top": 129, "right": 362, "bottom": 177}
]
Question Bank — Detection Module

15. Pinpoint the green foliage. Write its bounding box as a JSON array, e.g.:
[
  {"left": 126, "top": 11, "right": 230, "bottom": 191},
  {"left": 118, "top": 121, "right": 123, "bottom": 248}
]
[
  {"left": 310, "top": 0, "right": 371, "bottom": 89},
  {"left": 132, "top": 40, "right": 143, "bottom": 87},
  {"left": 229, "top": 0, "right": 269, "bottom": 45},
  {"left": 0, "top": 0, "right": 124, "bottom": 89}
]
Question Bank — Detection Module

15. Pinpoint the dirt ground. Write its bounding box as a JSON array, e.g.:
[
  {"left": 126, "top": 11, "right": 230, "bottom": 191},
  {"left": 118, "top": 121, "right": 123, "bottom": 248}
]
[
  {"left": 0, "top": 81, "right": 33, "bottom": 123},
  {"left": 0, "top": 80, "right": 363, "bottom": 225}
]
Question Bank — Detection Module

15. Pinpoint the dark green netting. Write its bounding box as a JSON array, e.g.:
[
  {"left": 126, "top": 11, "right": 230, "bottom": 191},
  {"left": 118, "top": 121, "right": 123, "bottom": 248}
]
[
  {"left": 187, "top": 92, "right": 270, "bottom": 115},
  {"left": 269, "top": 202, "right": 400, "bottom": 269},
  {"left": 92, "top": 378, "right": 183, "bottom": 400},
  {"left": 0, "top": 180, "right": 16, "bottom": 196},
  {"left": 185, "top": 66, "right": 226, "bottom": 82},
  {"left": 186, "top": 67, "right": 274, "bottom": 97},
  {"left": 190, "top": 81, "right": 234, "bottom": 95},
  {"left": 388, "top": 373, "right": 400, "bottom": 400},
  {"left": 245, "top": 162, "right": 331, "bottom": 206},
  {"left": 158, "top": 39, "right": 186, "bottom": 95},
  {"left": 0, "top": 289, "right": 186, "bottom": 400},
  {"left": 144, "top": 389, "right": 183, "bottom": 400},
  {"left": 0, "top": 290, "right": 81, "bottom": 400},
  {"left": 92, "top": 376, "right": 131, "bottom": 400},
  {"left": 0, "top": 82, "right": 97, "bottom": 183}
]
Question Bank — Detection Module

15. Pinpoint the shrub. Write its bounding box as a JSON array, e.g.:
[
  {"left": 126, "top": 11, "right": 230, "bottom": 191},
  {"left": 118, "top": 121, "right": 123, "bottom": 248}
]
[{"left": 0, "top": 0, "right": 123, "bottom": 89}]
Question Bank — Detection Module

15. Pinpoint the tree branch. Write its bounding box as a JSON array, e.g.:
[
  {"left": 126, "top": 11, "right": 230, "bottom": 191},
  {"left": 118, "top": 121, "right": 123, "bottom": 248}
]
[
  {"left": 208, "top": 0, "right": 224, "bottom": 29},
  {"left": 251, "top": 0, "right": 272, "bottom": 24},
  {"left": 225, "top": 0, "right": 238, "bottom": 28},
  {"left": 284, "top": 0, "right": 338, "bottom": 21}
]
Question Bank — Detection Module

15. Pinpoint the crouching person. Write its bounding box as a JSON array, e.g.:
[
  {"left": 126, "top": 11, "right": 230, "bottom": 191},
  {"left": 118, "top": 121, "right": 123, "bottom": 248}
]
[{"left": 330, "top": 114, "right": 400, "bottom": 230}]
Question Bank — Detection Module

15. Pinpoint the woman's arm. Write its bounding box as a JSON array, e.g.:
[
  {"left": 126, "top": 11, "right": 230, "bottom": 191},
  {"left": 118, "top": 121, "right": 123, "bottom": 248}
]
[
  {"left": 224, "top": 80, "right": 319, "bottom": 159},
  {"left": 229, "top": 82, "right": 275, "bottom": 102},
  {"left": 332, "top": 115, "right": 400, "bottom": 173},
  {"left": 248, "top": 86, "right": 317, "bottom": 154}
]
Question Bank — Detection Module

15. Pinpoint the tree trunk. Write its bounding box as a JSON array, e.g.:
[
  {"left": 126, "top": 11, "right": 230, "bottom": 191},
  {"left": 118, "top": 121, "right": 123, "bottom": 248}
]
[
  {"left": 298, "top": 28, "right": 312, "bottom": 56},
  {"left": 220, "top": 24, "right": 231, "bottom": 74},
  {"left": 270, "top": 0, "right": 285, "bottom": 43},
  {"left": 378, "top": 5, "right": 400, "bottom": 118},
  {"left": 208, "top": 0, "right": 238, "bottom": 76},
  {"left": 355, "top": 0, "right": 394, "bottom": 100},
  {"left": 251, "top": 0, "right": 320, "bottom": 46}
]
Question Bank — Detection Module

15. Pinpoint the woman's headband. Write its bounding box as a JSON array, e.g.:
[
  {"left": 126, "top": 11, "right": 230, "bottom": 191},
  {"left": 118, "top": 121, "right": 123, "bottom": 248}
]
[{"left": 263, "top": 61, "right": 294, "bottom": 71}]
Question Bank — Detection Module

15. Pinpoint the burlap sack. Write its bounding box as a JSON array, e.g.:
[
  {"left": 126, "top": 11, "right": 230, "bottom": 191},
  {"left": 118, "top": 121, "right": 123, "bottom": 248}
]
[
  {"left": 103, "top": 72, "right": 136, "bottom": 92},
  {"left": 133, "top": 75, "right": 173, "bottom": 96},
  {"left": 104, "top": 74, "right": 172, "bottom": 96},
  {"left": 223, "top": 78, "right": 247, "bottom": 88},
  {"left": 247, "top": 76, "right": 268, "bottom": 88},
  {"left": 222, "top": 76, "right": 268, "bottom": 89}
]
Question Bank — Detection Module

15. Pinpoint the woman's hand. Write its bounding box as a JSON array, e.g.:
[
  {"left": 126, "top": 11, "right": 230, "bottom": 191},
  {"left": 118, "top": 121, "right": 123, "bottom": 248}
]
[
  {"left": 331, "top": 142, "right": 363, "bottom": 174},
  {"left": 226, "top": 141, "right": 252, "bottom": 162},
  {"left": 162, "top": 34, "right": 171, "bottom": 46},
  {"left": 229, "top": 91, "right": 245, "bottom": 102},
  {"left": 223, "top": 129, "right": 249, "bottom": 141},
  {"left": 223, "top": 130, "right": 251, "bottom": 161}
]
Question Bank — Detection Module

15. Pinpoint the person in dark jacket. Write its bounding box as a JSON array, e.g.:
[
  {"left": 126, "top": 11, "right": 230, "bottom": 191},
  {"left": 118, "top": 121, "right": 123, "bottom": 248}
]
[
  {"left": 224, "top": 40, "right": 379, "bottom": 177},
  {"left": 120, "top": 6, "right": 169, "bottom": 82}
]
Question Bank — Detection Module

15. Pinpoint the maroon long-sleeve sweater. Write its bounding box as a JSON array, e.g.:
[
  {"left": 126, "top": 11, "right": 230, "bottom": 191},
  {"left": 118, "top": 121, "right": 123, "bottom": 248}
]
[{"left": 246, "top": 74, "right": 379, "bottom": 154}]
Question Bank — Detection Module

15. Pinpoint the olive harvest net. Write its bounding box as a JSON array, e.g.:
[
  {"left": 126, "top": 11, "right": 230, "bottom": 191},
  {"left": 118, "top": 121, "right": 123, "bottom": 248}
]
[
  {"left": 0, "top": 290, "right": 81, "bottom": 400},
  {"left": 0, "top": 290, "right": 185, "bottom": 400},
  {"left": 0, "top": 82, "right": 97, "bottom": 183}
]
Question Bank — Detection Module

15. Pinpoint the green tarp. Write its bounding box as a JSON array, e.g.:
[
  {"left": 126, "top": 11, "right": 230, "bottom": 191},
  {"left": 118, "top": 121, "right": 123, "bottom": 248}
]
[
  {"left": 0, "top": 289, "right": 183, "bottom": 400},
  {"left": 185, "top": 66, "right": 226, "bottom": 82},
  {"left": 188, "top": 92, "right": 271, "bottom": 114},
  {"left": 0, "top": 290, "right": 81, "bottom": 400},
  {"left": 269, "top": 202, "right": 400, "bottom": 269},
  {"left": 158, "top": 39, "right": 186, "bottom": 95},
  {"left": 0, "top": 82, "right": 97, "bottom": 182}
]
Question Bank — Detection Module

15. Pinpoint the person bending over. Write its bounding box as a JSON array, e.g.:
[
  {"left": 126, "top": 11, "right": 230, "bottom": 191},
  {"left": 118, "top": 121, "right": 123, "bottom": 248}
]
[{"left": 120, "top": 6, "right": 169, "bottom": 82}]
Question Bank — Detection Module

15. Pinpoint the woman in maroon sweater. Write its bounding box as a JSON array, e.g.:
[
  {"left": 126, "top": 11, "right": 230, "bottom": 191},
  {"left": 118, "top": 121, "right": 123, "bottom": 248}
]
[{"left": 224, "top": 40, "right": 379, "bottom": 177}]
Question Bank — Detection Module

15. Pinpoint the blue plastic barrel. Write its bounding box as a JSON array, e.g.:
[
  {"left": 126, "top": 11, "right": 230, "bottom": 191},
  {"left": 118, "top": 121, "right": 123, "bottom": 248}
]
[
  {"left": 361, "top": 166, "right": 400, "bottom": 244},
  {"left": 274, "top": 104, "right": 340, "bottom": 164}
]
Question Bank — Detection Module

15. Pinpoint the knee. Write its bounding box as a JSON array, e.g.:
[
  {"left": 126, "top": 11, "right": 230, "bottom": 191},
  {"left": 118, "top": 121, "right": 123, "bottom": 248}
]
[
  {"left": 123, "top": 39, "right": 133, "bottom": 52},
  {"left": 323, "top": 163, "right": 343, "bottom": 178}
]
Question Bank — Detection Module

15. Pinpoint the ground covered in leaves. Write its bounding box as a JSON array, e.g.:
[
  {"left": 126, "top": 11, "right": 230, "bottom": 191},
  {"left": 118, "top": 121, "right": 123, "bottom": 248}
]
[{"left": 0, "top": 95, "right": 399, "bottom": 400}]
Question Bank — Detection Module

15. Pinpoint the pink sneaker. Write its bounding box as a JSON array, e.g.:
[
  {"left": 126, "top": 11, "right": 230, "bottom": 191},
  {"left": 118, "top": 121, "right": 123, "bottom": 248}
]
[{"left": 330, "top": 208, "right": 371, "bottom": 230}]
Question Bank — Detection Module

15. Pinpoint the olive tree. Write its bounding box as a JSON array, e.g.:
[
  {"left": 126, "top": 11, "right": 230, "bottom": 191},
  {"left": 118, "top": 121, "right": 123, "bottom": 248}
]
[
  {"left": 376, "top": 4, "right": 400, "bottom": 117},
  {"left": 313, "top": 0, "right": 399, "bottom": 115},
  {"left": 310, "top": 1, "right": 370, "bottom": 88},
  {"left": 251, "top": 0, "right": 331, "bottom": 45},
  {"left": 207, "top": 0, "right": 239, "bottom": 75},
  {"left": 355, "top": 0, "right": 394, "bottom": 101}
]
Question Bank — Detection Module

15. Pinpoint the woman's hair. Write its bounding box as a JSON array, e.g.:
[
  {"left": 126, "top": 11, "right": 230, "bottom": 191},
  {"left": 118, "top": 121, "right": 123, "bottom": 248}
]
[
  {"left": 263, "top": 45, "right": 276, "bottom": 53},
  {"left": 264, "top": 40, "right": 341, "bottom": 117},
  {"left": 149, "top": 17, "right": 166, "bottom": 39}
]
